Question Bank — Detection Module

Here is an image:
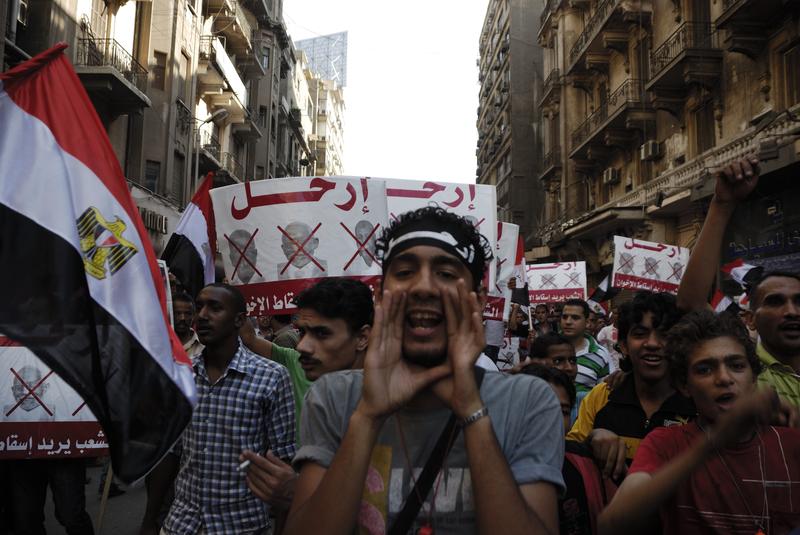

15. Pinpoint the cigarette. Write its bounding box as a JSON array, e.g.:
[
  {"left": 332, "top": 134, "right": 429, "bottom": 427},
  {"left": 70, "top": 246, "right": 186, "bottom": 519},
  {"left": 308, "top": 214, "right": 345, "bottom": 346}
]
[{"left": 238, "top": 459, "right": 251, "bottom": 471}]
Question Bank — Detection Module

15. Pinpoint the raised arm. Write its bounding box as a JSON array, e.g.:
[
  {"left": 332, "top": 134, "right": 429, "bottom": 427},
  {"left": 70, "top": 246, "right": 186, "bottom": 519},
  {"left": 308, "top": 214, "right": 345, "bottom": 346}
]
[{"left": 676, "top": 156, "right": 759, "bottom": 312}]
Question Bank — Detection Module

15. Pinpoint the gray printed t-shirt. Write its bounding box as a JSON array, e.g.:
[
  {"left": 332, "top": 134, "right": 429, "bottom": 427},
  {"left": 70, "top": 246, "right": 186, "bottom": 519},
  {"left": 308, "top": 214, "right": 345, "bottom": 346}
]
[{"left": 294, "top": 370, "right": 565, "bottom": 535}]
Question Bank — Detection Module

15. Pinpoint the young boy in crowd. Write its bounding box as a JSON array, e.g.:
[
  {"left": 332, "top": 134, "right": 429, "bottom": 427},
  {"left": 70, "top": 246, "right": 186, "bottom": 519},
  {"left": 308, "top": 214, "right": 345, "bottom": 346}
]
[
  {"left": 521, "top": 364, "right": 616, "bottom": 535},
  {"left": 599, "top": 309, "right": 800, "bottom": 534},
  {"left": 568, "top": 292, "right": 695, "bottom": 481}
]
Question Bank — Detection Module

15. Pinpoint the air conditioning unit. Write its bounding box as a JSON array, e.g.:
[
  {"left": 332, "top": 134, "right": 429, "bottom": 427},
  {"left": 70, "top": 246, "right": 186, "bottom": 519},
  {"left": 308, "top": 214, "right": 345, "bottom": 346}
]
[
  {"left": 602, "top": 168, "right": 621, "bottom": 185},
  {"left": 640, "top": 140, "right": 661, "bottom": 161}
]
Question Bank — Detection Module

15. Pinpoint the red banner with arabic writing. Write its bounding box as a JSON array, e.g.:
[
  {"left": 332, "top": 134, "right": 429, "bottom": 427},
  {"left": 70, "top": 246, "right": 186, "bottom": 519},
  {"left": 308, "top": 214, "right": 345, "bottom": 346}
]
[{"left": 0, "top": 422, "right": 107, "bottom": 459}]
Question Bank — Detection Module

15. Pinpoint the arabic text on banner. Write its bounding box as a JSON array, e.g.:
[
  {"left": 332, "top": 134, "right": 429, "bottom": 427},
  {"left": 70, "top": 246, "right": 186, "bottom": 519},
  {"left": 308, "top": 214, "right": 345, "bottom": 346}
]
[
  {"left": 0, "top": 338, "right": 107, "bottom": 459},
  {"left": 526, "top": 262, "right": 587, "bottom": 303},
  {"left": 211, "top": 177, "right": 388, "bottom": 315},
  {"left": 383, "top": 178, "right": 498, "bottom": 287},
  {"left": 611, "top": 236, "right": 690, "bottom": 295}
]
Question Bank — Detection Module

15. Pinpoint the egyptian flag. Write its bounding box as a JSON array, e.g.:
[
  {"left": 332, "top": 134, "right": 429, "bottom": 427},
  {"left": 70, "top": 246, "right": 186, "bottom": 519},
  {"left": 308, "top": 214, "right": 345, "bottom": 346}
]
[
  {"left": 161, "top": 173, "right": 216, "bottom": 298},
  {"left": 721, "top": 258, "right": 764, "bottom": 288},
  {"left": 0, "top": 44, "right": 196, "bottom": 483},
  {"left": 589, "top": 274, "right": 621, "bottom": 303},
  {"left": 711, "top": 289, "right": 739, "bottom": 314}
]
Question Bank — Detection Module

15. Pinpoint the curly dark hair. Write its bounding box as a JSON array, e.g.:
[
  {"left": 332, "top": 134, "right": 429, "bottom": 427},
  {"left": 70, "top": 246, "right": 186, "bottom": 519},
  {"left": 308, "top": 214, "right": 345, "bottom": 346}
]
[
  {"left": 375, "top": 206, "right": 493, "bottom": 290},
  {"left": 665, "top": 309, "right": 760, "bottom": 388},
  {"left": 293, "top": 278, "right": 374, "bottom": 334},
  {"left": 203, "top": 283, "right": 246, "bottom": 313},
  {"left": 617, "top": 291, "right": 681, "bottom": 342}
]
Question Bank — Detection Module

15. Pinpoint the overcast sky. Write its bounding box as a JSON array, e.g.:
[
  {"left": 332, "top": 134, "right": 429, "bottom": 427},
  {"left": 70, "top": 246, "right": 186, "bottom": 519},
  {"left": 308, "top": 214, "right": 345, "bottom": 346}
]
[{"left": 284, "top": 0, "right": 490, "bottom": 183}]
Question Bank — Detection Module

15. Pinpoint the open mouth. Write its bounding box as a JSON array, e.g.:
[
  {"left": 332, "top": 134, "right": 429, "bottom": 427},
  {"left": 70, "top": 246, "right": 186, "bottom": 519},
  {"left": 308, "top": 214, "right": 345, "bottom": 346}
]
[
  {"left": 405, "top": 310, "right": 443, "bottom": 336},
  {"left": 779, "top": 322, "right": 800, "bottom": 336},
  {"left": 715, "top": 392, "right": 737, "bottom": 409}
]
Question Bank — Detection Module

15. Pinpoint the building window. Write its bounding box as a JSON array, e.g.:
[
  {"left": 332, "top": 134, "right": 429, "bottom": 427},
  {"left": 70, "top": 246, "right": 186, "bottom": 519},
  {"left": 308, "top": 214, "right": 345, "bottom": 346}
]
[
  {"left": 145, "top": 160, "right": 161, "bottom": 192},
  {"left": 694, "top": 100, "right": 716, "bottom": 156},
  {"left": 256, "top": 166, "right": 265, "bottom": 180},
  {"left": 784, "top": 43, "right": 800, "bottom": 106},
  {"left": 259, "top": 106, "right": 268, "bottom": 128},
  {"left": 153, "top": 51, "right": 167, "bottom": 91},
  {"left": 180, "top": 52, "right": 191, "bottom": 103}
]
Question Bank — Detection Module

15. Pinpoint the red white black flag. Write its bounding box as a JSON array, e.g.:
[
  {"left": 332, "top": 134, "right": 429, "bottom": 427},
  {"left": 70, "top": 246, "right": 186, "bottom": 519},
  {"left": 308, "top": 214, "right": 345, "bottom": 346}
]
[
  {"left": 0, "top": 44, "right": 196, "bottom": 482},
  {"left": 161, "top": 172, "right": 216, "bottom": 298}
]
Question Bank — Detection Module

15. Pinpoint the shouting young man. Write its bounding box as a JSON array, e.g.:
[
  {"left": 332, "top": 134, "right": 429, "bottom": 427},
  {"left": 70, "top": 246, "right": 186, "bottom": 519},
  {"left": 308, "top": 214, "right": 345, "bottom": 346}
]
[{"left": 284, "top": 207, "right": 565, "bottom": 535}]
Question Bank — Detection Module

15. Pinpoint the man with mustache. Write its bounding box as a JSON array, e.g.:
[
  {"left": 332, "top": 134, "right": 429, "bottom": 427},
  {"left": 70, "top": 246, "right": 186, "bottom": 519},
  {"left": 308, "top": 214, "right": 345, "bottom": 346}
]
[
  {"left": 284, "top": 207, "right": 565, "bottom": 535},
  {"left": 172, "top": 292, "right": 203, "bottom": 357},
  {"left": 238, "top": 278, "right": 374, "bottom": 511}
]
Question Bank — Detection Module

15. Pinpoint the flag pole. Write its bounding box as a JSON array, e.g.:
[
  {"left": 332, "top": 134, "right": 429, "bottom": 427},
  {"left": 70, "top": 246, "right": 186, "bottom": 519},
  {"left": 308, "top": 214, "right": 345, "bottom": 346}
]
[{"left": 96, "top": 464, "right": 114, "bottom": 532}]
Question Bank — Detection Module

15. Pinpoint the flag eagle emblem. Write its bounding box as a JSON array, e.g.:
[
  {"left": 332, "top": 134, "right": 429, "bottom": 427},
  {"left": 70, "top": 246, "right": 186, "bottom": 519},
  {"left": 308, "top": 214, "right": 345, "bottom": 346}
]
[{"left": 77, "top": 207, "right": 138, "bottom": 279}]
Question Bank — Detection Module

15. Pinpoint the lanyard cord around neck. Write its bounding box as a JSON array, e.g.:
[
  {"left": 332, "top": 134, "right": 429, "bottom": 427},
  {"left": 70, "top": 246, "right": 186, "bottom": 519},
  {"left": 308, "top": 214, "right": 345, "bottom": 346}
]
[{"left": 395, "top": 414, "right": 458, "bottom": 530}]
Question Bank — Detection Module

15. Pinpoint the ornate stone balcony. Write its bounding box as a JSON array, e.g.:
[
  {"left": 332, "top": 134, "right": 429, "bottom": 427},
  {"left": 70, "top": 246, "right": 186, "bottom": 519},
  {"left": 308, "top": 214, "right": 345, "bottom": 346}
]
[
  {"left": 569, "top": 79, "right": 655, "bottom": 159},
  {"left": 646, "top": 22, "right": 722, "bottom": 117}
]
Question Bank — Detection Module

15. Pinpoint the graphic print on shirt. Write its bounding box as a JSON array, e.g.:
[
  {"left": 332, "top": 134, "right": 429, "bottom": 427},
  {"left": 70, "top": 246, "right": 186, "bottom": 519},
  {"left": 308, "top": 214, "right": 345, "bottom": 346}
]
[{"left": 358, "top": 445, "right": 476, "bottom": 534}]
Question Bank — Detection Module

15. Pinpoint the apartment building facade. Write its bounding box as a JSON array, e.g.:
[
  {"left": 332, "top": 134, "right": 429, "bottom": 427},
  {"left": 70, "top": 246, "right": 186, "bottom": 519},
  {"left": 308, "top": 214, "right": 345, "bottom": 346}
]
[
  {"left": 308, "top": 77, "right": 344, "bottom": 176},
  {"left": 536, "top": 0, "right": 800, "bottom": 277},
  {"left": 476, "top": 0, "right": 545, "bottom": 242},
  {"left": 2, "top": 0, "right": 317, "bottom": 253}
]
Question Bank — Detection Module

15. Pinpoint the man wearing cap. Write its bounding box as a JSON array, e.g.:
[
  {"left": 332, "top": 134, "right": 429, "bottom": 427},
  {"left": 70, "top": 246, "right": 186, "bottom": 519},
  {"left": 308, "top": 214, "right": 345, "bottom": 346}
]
[{"left": 284, "top": 207, "right": 565, "bottom": 535}]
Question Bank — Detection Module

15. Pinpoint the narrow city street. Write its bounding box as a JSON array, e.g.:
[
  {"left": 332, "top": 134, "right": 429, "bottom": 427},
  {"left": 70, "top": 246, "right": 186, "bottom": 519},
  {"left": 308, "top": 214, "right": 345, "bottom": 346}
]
[{"left": 44, "top": 466, "right": 146, "bottom": 535}]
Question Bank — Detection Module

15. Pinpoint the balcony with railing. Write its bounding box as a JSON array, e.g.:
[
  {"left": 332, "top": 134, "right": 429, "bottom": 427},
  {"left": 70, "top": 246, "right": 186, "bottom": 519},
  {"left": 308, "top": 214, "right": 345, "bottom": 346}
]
[
  {"left": 566, "top": 0, "right": 651, "bottom": 74},
  {"left": 540, "top": 147, "right": 562, "bottom": 180},
  {"left": 221, "top": 152, "right": 244, "bottom": 182},
  {"left": 210, "top": 0, "right": 252, "bottom": 53},
  {"left": 540, "top": 68, "right": 562, "bottom": 106},
  {"left": 715, "top": 0, "right": 797, "bottom": 58},
  {"left": 74, "top": 38, "right": 150, "bottom": 114},
  {"left": 647, "top": 22, "right": 721, "bottom": 96},
  {"left": 197, "top": 36, "right": 247, "bottom": 123},
  {"left": 569, "top": 79, "right": 654, "bottom": 158}
]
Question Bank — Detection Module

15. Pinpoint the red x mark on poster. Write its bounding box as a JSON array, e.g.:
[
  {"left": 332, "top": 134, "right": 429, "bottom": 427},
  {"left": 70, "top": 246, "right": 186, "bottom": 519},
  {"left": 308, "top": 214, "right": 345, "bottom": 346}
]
[
  {"left": 494, "top": 257, "right": 507, "bottom": 293},
  {"left": 278, "top": 223, "right": 325, "bottom": 275},
  {"left": 340, "top": 222, "right": 380, "bottom": 271},
  {"left": 225, "top": 228, "right": 263, "bottom": 280},
  {"left": 566, "top": 272, "right": 581, "bottom": 287},
  {"left": 6, "top": 368, "right": 54, "bottom": 417}
]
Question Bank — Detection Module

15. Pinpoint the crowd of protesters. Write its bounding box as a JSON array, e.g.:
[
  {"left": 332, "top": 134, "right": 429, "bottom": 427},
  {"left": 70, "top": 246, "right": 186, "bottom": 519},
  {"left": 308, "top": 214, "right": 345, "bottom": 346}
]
[
  {"left": 6, "top": 157, "right": 800, "bottom": 535},
  {"left": 149, "top": 158, "right": 800, "bottom": 535}
]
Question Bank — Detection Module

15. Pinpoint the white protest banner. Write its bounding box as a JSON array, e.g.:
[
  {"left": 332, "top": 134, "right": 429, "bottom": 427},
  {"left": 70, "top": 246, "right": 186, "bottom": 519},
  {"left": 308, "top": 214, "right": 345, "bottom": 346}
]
[
  {"left": 612, "top": 236, "right": 689, "bottom": 294},
  {"left": 0, "top": 337, "right": 107, "bottom": 459},
  {"left": 496, "top": 336, "right": 522, "bottom": 371},
  {"left": 382, "top": 178, "right": 497, "bottom": 248},
  {"left": 526, "top": 261, "right": 587, "bottom": 303},
  {"left": 383, "top": 178, "right": 498, "bottom": 309},
  {"left": 484, "top": 223, "right": 524, "bottom": 321},
  {"left": 211, "top": 177, "right": 388, "bottom": 315}
]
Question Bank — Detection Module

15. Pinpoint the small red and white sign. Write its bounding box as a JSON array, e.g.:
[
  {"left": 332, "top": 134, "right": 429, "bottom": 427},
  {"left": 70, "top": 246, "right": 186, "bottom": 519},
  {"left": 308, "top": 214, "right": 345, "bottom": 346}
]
[
  {"left": 612, "top": 236, "right": 689, "bottom": 294},
  {"left": 526, "top": 262, "right": 587, "bottom": 303}
]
